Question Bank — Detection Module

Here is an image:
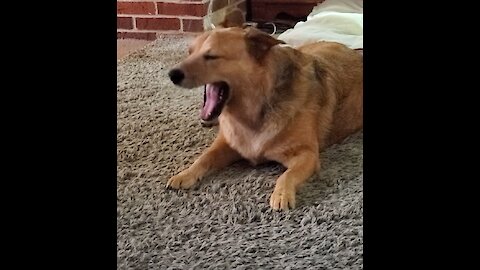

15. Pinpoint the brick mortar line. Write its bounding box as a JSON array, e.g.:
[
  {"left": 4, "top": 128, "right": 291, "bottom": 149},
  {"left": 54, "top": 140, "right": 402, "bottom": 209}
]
[
  {"left": 119, "top": 14, "right": 205, "bottom": 19},
  {"left": 132, "top": 15, "right": 137, "bottom": 30},
  {"left": 117, "top": 0, "right": 210, "bottom": 3},
  {"left": 118, "top": 30, "right": 181, "bottom": 33},
  {"left": 118, "top": 31, "right": 202, "bottom": 36},
  {"left": 117, "top": 1, "right": 209, "bottom": 5}
]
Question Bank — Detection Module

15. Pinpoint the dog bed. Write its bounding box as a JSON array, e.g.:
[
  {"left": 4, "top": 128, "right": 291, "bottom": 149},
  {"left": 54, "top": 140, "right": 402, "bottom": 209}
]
[{"left": 277, "top": 0, "right": 363, "bottom": 49}]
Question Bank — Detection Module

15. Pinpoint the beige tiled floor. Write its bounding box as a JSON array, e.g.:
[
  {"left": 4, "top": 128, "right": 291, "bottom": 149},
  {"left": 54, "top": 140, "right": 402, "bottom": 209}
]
[{"left": 117, "top": 39, "right": 152, "bottom": 59}]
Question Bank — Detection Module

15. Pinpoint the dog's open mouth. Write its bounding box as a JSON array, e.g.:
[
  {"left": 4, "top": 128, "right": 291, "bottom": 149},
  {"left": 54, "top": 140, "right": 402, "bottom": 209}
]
[{"left": 201, "top": 82, "right": 230, "bottom": 122}]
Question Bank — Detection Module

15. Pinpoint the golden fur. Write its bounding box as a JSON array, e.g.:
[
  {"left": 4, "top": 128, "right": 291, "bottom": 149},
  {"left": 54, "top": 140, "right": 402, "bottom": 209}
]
[{"left": 167, "top": 27, "right": 363, "bottom": 210}]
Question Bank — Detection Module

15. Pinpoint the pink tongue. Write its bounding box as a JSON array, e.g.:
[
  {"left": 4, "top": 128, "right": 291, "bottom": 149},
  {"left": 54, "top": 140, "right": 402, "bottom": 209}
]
[{"left": 201, "top": 84, "right": 220, "bottom": 120}]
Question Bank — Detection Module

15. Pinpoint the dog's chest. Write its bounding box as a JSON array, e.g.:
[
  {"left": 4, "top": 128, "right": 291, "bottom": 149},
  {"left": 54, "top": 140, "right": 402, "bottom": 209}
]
[{"left": 220, "top": 117, "right": 277, "bottom": 164}]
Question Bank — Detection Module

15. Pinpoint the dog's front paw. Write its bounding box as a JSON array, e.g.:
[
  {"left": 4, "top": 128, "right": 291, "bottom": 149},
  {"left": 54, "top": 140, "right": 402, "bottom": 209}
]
[
  {"left": 166, "top": 172, "right": 198, "bottom": 189},
  {"left": 269, "top": 188, "right": 296, "bottom": 211}
]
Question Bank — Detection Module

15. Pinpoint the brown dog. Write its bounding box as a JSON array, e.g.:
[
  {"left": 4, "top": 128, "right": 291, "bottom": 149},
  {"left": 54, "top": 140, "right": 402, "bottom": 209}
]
[{"left": 167, "top": 27, "right": 363, "bottom": 210}]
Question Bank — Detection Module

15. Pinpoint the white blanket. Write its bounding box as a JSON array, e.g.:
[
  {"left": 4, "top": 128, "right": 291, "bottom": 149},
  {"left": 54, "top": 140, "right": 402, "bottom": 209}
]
[{"left": 278, "top": 0, "right": 363, "bottom": 49}]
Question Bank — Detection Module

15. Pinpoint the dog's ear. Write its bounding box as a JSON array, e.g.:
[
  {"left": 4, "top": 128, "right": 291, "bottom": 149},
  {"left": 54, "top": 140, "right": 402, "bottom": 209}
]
[
  {"left": 245, "top": 27, "right": 285, "bottom": 61},
  {"left": 218, "top": 9, "right": 245, "bottom": 28}
]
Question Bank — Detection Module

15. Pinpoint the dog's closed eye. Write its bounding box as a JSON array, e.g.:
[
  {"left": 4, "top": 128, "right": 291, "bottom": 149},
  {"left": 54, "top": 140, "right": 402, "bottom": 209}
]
[{"left": 204, "top": 54, "right": 220, "bottom": 60}]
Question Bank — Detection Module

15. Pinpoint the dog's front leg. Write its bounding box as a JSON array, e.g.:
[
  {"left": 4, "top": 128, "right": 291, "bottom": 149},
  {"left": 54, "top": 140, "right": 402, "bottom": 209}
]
[
  {"left": 269, "top": 150, "right": 320, "bottom": 210},
  {"left": 167, "top": 134, "right": 241, "bottom": 189}
]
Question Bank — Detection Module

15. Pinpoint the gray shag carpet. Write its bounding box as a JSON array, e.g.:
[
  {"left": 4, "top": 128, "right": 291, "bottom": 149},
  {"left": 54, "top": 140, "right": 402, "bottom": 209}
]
[{"left": 117, "top": 35, "right": 363, "bottom": 269}]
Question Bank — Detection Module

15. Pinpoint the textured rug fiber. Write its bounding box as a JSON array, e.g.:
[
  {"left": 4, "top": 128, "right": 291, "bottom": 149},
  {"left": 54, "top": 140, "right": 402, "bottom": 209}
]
[{"left": 117, "top": 34, "right": 363, "bottom": 269}]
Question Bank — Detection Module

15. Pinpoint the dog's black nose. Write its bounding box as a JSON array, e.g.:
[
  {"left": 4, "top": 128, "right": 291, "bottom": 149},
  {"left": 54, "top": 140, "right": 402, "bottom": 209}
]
[{"left": 168, "top": 69, "right": 185, "bottom": 85}]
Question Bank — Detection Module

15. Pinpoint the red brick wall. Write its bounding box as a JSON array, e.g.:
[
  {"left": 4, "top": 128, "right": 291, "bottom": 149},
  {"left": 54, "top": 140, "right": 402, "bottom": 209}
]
[{"left": 117, "top": 0, "right": 246, "bottom": 40}]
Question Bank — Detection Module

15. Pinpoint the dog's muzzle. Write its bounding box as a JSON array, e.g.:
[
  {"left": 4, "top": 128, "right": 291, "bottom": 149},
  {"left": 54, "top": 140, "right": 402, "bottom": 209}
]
[{"left": 168, "top": 69, "right": 185, "bottom": 85}]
